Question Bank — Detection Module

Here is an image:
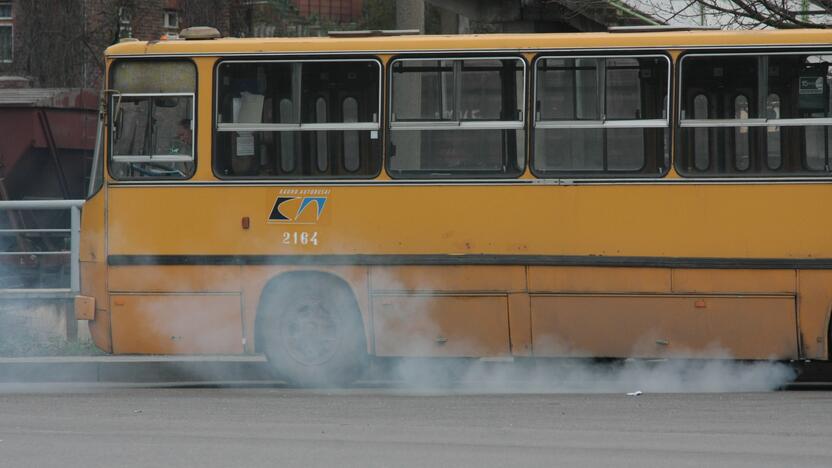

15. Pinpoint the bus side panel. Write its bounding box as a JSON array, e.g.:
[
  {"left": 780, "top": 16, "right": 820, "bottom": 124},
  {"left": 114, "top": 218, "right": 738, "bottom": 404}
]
[
  {"left": 108, "top": 265, "right": 242, "bottom": 293},
  {"left": 104, "top": 182, "right": 832, "bottom": 360},
  {"left": 370, "top": 266, "right": 526, "bottom": 292},
  {"left": 79, "top": 188, "right": 106, "bottom": 263},
  {"left": 81, "top": 261, "right": 110, "bottom": 352},
  {"left": 508, "top": 292, "right": 532, "bottom": 356},
  {"left": 107, "top": 184, "right": 832, "bottom": 260},
  {"left": 529, "top": 266, "right": 671, "bottom": 293},
  {"left": 372, "top": 294, "right": 510, "bottom": 357},
  {"left": 369, "top": 266, "right": 523, "bottom": 357},
  {"left": 530, "top": 295, "right": 798, "bottom": 359},
  {"left": 797, "top": 271, "right": 832, "bottom": 360},
  {"left": 672, "top": 269, "right": 795, "bottom": 294},
  {"left": 80, "top": 187, "right": 110, "bottom": 352},
  {"left": 110, "top": 293, "right": 243, "bottom": 354}
]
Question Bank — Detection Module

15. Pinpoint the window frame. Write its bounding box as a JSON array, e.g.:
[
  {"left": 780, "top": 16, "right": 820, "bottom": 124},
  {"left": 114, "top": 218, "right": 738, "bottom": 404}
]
[
  {"left": 0, "top": 24, "right": 12, "bottom": 64},
  {"left": 388, "top": 55, "right": 527, "bottom": 131},
  {"left": 163, "top": 10, "right": 179, "bottom": 29},
  {"left": 215, "top": 58, "right": 382, "bottom": 134},
  {"left": 386, "top": 54, "right": 528, "bottom": 179},
  {"left": 677, "top": 50, "right": 832, "bottom": 178},
  {"left": 87, "top": 112, "right": 105, "bottom": 198},
  {"left": 212, "top": 56, "right": 384, "bottom": 180},
  {"left": 107, "top": 58, "right": 198, "bottom": 181},
  {"left": 109, "top": 92, "right": 196, "bottom": 163},
  {"left": 531, "top": 53, "right": 672, "bottom": 178},
  {"left": 0, "top": 2, "right": 11, "bottom": 20}
]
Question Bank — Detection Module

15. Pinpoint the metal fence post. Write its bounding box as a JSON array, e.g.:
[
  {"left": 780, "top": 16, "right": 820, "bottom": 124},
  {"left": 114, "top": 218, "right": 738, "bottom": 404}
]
[{"left": 70, "top": 205, "right": 81, "bottom": 293}]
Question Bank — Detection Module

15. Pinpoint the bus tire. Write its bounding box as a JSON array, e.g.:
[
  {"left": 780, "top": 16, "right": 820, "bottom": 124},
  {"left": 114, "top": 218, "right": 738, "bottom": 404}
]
[{"left": 257, "top": 273, "right": 368, "bottom": 387}]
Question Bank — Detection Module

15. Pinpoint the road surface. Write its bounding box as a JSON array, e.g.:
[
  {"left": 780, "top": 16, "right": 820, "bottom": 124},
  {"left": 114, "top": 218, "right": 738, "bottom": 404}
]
[{"left": 0, "top": 385, "right": 830, "bottom": 467}]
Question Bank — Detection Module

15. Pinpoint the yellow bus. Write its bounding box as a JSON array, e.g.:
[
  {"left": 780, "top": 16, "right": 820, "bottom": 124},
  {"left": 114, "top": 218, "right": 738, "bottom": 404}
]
[{"left": 77, "top": 26, "right": 832, "bottom": 385}]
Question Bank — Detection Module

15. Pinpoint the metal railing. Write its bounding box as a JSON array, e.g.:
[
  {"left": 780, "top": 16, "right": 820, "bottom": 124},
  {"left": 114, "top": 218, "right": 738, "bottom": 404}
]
[{"left": 0, "top": 200, "right": 85, "bottom": 295}]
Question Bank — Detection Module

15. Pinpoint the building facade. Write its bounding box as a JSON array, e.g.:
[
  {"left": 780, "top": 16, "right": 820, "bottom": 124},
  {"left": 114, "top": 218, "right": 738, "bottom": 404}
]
[
  {"left": 0, "top": 1, "right": 16, "bottom": 69},
  {"left": 295, "top": 0, "right": 363, "bottom": 23},
  {"left": 0, "top": 0, "right": 233, "bottom": 89}
]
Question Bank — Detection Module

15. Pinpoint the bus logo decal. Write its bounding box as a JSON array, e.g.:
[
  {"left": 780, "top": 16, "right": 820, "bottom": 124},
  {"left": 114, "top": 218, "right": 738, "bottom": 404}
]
[{"left": 269, "top": 196, "right": 327, "bottom": 224}]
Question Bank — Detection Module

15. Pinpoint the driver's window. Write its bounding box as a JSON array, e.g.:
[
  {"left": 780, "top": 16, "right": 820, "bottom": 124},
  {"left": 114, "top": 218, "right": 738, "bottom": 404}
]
[{"left": 109, "top": 60, "right": 196, "bottom": 180}]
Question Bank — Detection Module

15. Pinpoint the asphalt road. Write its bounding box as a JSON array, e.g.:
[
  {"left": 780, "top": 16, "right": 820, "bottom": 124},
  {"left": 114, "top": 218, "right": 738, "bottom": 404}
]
[{"left": 0, "top": 385, "right": 830, "bottom": 468}]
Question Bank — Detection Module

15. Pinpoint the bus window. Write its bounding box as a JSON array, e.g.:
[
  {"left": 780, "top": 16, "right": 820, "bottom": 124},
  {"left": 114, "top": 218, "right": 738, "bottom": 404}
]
[
  {"left": 575, "top": 59, "right": 599, "bottom": 120},
  {"left": 342, "top": 97, "right": 360, "bottom": 172},
  {"left": 392, "top": 59, "right": 454, "bottom": 121},
  {"left": 607, "top": 58, "right": 646, "bottom": 170},
  {"left": 805, "top": 126, "right": 827, "bottom": 170},
  {"left": 87, "top": 106, "right": 105, "bottom": 197},
  {"left": 109, "top": 60, "right": 196, "bottom": 180},
  {"left": 315, "top": 97, "right": 328, "bottom": 172},
  {"left": 532, "top": 55, "right": 669, "bottom": 177},
  {"left": 459, "top": 59, "right": 523, "bottom": 121},
  {"left": 388, "top": 57, "right": 525, "bottom": 178},
  {"left": 214, "top": 59, "right": 381, "bottom": 178},
  {"left": 679, "top": 52, "right": 832, "bottom": 176},
  {"left": 278, "top": 98, "right": 295, "bottom": 172}
]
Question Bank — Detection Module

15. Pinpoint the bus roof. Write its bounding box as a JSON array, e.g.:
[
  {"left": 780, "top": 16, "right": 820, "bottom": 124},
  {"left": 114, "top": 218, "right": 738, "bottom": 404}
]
[{"left": 106, "top": 29, "right": 832, "bottom": 57}]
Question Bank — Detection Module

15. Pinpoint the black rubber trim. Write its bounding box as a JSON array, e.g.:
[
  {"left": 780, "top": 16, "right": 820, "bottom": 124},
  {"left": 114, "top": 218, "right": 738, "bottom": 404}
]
[{"left": 107, "top": 254, "right": 832, "bottom": 269}]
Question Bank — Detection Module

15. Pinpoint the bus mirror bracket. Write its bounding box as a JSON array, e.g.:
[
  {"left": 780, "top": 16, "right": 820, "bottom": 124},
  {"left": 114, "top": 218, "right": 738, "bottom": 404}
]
[{"left": 106, "top": 90, "right": 123, "bottom": 131}]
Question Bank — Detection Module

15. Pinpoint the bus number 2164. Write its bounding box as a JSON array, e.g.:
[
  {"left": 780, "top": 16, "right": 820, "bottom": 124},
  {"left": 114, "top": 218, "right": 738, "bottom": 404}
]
[{"left": 282, "top": 231, "right": 319, "bottom": 246}]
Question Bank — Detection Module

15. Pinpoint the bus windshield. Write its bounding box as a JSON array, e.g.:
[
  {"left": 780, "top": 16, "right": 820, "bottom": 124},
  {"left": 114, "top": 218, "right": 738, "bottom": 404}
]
[
  {"left": 109, "top": 60, "right": 196, "bottom": 179},
  {"left": 112, "top": 94, "right": 193, "bottom": 160}
]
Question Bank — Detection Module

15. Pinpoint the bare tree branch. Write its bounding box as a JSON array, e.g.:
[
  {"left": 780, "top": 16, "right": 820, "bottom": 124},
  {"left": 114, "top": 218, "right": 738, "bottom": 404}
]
[
  {"left": 626, "top": 0, "right": 832, "bottom": 29},
  {"left": 544, "top": 0, "right": 832, "bottom": 29}
]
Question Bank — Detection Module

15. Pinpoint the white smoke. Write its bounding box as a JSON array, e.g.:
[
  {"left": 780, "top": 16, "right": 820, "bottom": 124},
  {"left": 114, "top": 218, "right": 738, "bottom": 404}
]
[
  {"left": 367, "top": 269, "right": 799, "bottom": 394},
  {"left": 385, "top": 357, "right": 797, "bottom": 394}
]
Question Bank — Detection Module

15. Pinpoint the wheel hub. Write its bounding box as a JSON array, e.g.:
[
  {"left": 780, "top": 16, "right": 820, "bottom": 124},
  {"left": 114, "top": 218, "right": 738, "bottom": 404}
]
[{"left": 281, "top": 299, "right": 340, "bottom": 366}]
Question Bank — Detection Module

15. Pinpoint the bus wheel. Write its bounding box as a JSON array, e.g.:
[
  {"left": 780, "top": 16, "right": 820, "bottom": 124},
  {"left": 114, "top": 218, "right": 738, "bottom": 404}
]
[{"left": 258, "top": 274, "right": 368, "bottom": 387}]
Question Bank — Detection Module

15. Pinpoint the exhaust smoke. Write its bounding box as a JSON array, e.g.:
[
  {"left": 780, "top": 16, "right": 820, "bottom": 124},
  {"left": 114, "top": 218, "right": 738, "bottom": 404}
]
[{"left": 381, "top": 356, "right": 797, "bottom": 394}]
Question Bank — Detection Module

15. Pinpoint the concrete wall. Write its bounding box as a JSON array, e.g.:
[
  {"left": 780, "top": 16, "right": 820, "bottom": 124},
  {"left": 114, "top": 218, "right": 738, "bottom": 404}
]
[{"left": 0, "top": 299, "right": 91, "bottom": 355}]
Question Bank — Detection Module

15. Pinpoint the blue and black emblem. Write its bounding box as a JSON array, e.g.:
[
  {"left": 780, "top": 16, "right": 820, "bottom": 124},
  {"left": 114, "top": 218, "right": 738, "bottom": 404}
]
[{"left": 269, "top": 196, "right": 327, "bottom": 223}]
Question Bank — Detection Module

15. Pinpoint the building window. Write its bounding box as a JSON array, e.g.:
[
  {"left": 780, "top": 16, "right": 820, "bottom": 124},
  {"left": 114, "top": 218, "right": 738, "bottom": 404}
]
[
  {"left": 164, "top": 11, "right": 179, "bottom": 29},
  {"left": 0, "top": 25, "right": 11, "bottom": 63},
  {"left": 0, "top": 1, "right": 11, "bottom": 64}
]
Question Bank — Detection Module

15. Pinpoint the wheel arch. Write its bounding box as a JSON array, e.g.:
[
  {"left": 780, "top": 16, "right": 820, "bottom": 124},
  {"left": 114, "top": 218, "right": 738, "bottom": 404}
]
[
  {"left": 826, "top": 305, "right": 832, "bottom": 361},
  {"left": 253, "top": 270, "right": 367, "bottom": 354}
]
